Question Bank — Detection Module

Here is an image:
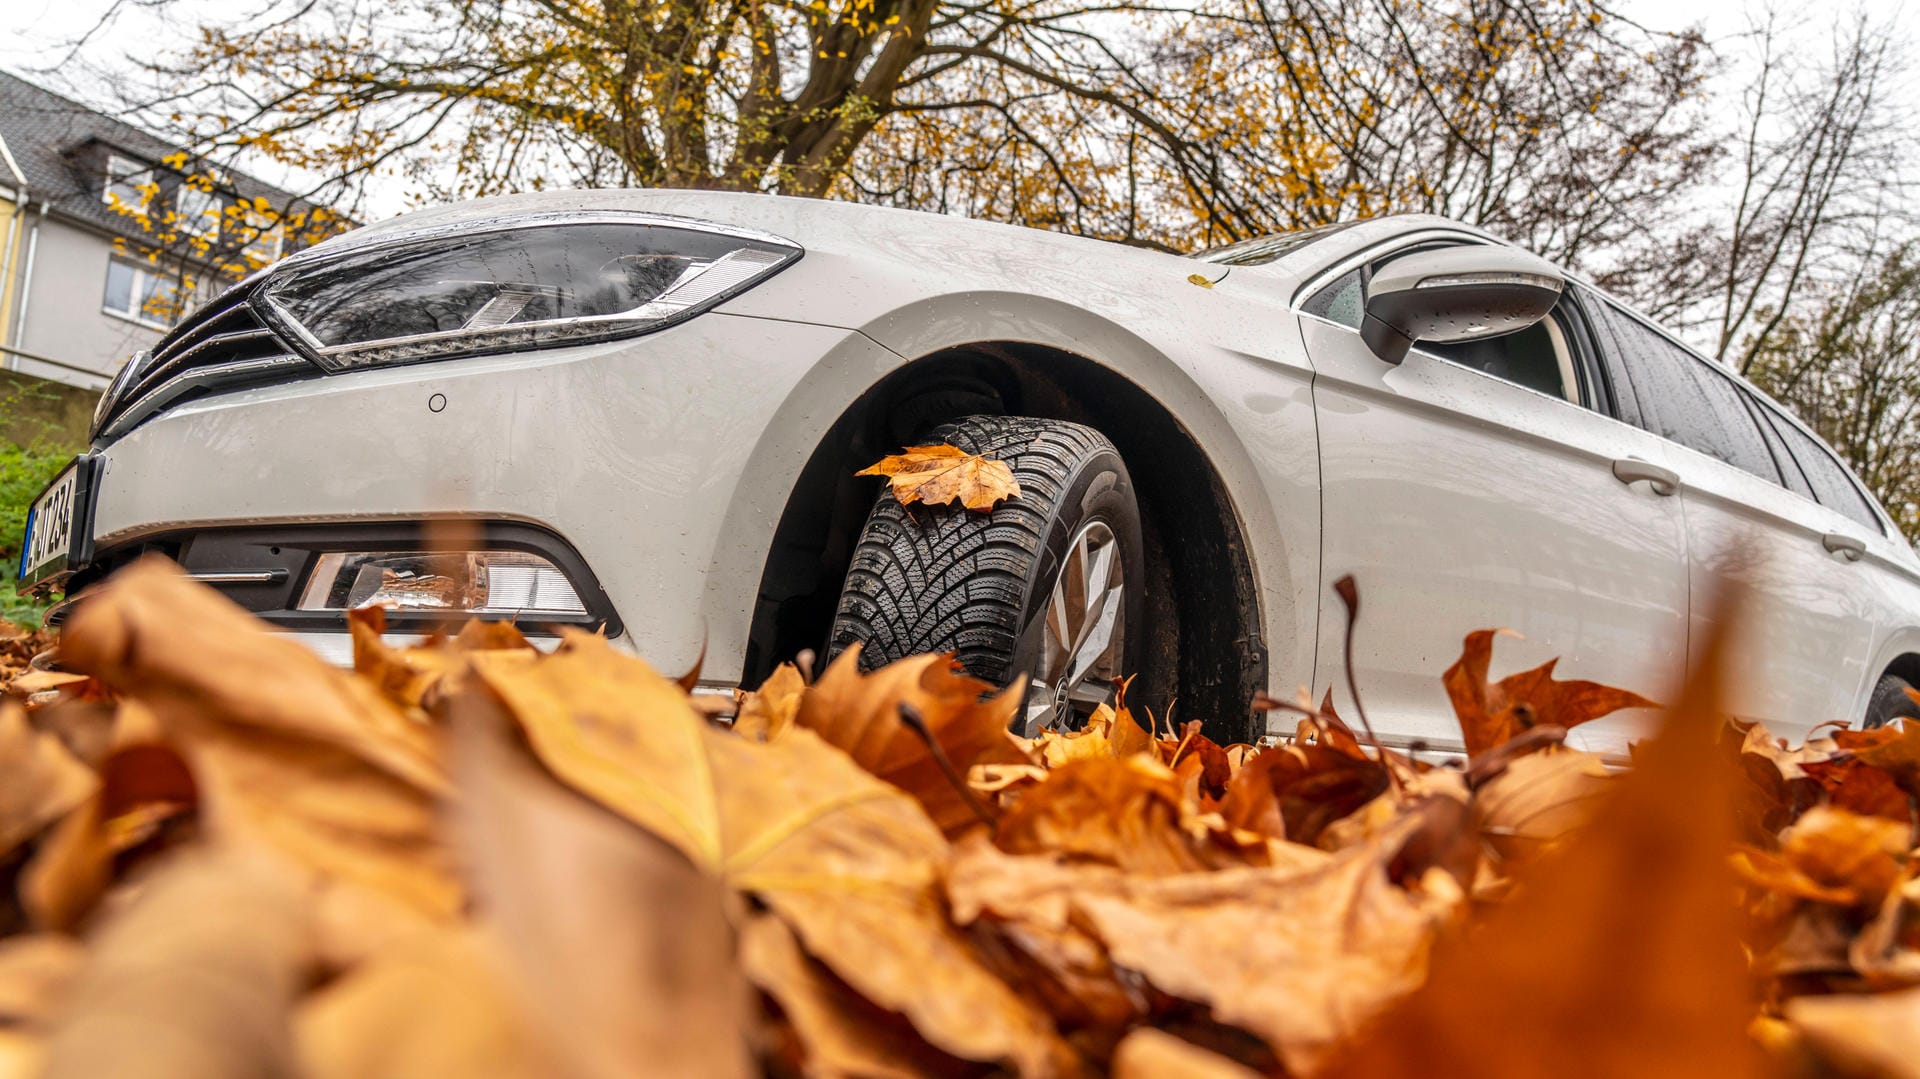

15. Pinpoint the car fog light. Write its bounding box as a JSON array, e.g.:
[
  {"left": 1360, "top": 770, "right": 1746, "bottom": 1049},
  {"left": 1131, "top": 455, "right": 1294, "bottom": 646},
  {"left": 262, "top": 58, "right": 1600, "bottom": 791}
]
[{"left": 296, "top": 550, "right": 588, "bottom": 617}]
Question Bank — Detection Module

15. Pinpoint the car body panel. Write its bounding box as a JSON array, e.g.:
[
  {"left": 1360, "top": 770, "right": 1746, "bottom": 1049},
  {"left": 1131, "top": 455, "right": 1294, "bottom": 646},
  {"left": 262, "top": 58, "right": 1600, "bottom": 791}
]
[
  {"left": 69, "top": 187, "right": 1920, "bottom": 746},
  {"left": 91, "top": 312, "right": 898, "bottom": 680},
  {"left": 1298, "top": 310, "right": 1690, "bottom": 756}
]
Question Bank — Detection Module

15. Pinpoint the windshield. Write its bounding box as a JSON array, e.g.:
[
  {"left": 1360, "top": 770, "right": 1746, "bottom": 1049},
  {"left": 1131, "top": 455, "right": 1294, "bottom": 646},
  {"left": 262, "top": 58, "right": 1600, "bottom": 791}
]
[{"left": 1191, "top": 221, "right": 1358, "bottom": 266}]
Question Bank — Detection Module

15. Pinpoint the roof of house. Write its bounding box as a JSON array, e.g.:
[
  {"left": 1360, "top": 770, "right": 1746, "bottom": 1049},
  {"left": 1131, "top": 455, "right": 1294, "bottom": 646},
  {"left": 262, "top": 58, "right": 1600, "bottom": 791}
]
[{"left": 0, "top": 68, "right": 325, "bottom": 242}]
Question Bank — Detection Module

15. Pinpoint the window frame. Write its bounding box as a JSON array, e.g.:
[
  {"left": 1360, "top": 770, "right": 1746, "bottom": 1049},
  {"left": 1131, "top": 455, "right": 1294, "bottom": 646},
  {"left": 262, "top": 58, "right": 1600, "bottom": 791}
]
[
  {"left": 1293, "top": 234, "right": 1615, "bottom": 416},
  {"left": 102, "top": 256, "right": 187, "bottom": 331},
  {"left": 102, "top": 154, "right": 154, "bottom": 212},
  {"left": 1590, "top": 294, "right": 1889, "bottom": 536}
]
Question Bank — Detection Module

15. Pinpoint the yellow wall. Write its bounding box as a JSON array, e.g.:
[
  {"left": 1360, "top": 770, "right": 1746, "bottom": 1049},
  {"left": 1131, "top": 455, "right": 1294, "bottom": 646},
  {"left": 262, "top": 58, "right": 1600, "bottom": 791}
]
[{"left": 0, "top": 196, "right": 19, "bottom": 349}]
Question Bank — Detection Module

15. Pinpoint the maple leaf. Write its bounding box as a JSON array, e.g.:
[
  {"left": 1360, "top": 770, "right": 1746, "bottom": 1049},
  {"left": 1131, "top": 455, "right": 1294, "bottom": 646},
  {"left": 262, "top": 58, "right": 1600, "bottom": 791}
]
[
  {"left": 794, "top": 645, "right": 1030, "bottom": 834},
  {"left": 1331, "top": 602, "right": 1767, "bottom": 1079},
  {"left": 1442, "top": 629, "right": 1657, "bottom": 756},
  {"left": 56, "top": 560, "right": 459, "bottom": 921},
  {"left": 856, "top": 444, "right": 1022, "bottom": 511},
  {"left": 1217, "top": 721, "right": 1391, "bottom": 848},
  {"left": 951, "top": 809, "right": 1463, "bottom": 1076},
  {"left": 997, "top": 755, "right": 1275, "bottom": 875},
  {"left": 449, "top": 638, "right": 1074, "bottom": 1076}
]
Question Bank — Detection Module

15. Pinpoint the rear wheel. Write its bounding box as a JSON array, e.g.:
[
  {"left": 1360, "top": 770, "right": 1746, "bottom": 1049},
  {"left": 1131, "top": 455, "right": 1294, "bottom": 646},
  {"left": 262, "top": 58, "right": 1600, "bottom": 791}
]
[
  {"left": 829, "top": 414, "right": 1145, "bottom": 735},
  {"left": 1866, "top": 674, "right": 1920, "bottom": 729}
]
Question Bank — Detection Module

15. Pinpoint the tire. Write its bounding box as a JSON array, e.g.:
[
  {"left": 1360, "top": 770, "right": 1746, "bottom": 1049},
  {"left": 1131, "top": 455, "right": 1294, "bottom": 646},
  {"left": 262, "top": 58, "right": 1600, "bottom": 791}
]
[
  {"left": 1865, "top": 674, "right": 1920, "bottom": 729},
  {"left": 829, "top": 414, "right": 1146, "bottom": 735}
]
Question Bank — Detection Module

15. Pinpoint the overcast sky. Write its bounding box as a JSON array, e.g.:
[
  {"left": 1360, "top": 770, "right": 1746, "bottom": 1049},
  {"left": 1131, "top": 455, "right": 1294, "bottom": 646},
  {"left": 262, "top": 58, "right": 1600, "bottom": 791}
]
[{"left": 3, "top": 0, "right": 1913, "bottom": 221}]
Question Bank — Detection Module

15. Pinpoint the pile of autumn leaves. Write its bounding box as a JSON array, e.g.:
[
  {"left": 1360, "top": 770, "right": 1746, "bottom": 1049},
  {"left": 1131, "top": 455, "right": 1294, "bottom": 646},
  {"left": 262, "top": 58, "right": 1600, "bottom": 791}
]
[{"left": 4, "top": 563, "right": 1920, "bottom": 1078}]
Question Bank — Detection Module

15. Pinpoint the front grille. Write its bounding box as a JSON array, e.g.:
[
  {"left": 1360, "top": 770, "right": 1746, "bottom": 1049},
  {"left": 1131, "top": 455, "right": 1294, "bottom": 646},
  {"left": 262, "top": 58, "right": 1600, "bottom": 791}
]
[{"left": 96, "top": 287, "right": 322, "bottom": 441}]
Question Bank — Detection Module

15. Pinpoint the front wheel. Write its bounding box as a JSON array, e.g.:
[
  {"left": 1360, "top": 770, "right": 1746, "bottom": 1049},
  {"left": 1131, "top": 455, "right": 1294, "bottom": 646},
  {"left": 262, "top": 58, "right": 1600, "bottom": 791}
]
[
  {"left": 828, "top": 414, "right": 1145, "bottom": 735},
  {"left": 1866, "top": 674, "right": 1920, "bottom": 729}
]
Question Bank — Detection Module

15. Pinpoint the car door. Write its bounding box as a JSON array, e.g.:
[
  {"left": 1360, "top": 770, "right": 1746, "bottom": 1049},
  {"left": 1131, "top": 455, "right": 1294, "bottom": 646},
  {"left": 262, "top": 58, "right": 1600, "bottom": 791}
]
[
  {"left": 1586, "top": 299, "right": 1877, "bottom": 737},
  {"left": 1300, "top": 238, "right": 1687, "bottom": 756}
]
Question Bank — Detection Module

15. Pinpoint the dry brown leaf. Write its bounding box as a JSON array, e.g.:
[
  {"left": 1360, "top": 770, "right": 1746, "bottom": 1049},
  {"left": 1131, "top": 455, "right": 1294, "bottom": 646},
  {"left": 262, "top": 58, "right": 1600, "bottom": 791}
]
[
  {"left": 709, "top": 728, "right": 1075, "bottom": 1077},
  {"left": 1331, "top": 596, "right": 1769, "bottom": 1079},
  {"left": 1799, "top": 755, "right": 1912, "bottom": 821},
  {"left": 466, "top": 631, "right": 722, "bottom": 866},
  {"left": 952, "top": 813, "right": 1460, "bottom": 1075},
  {"left": 451, "top": 641, "right": 1072, "bottom": 1076},
  {"left": 1788, "top": 985, "right": 1920, "bottom": 1079},
  {"left": 38, "top": 844, "right": 311, "bottom": 1079},
  {"left": 856, "top": 444, "right": 1022, "bottom": 511},
  {"left": 795, "top": 646, "right": 1029, "bottom": 834},
  {"left": 1777, "top": 805, "right": 1910, "bottom": 909},
  {"left": 1472, "top": 747, "right": 1615, "bottom": 861},
  {"left": 1217, "top": 721, "right": 1390, "bottom": 847},
  {"left": 997, "top": 755, "right": 1271, "bottom": 874},
  {"left": 740, "top": 914, "right": 966, "bottom": 1079},
  {"left": 734, "top": 661, "right": 805, "bottom": 742},
  {"left": 0, "top": 702, "right": 95, "bottom": 857},
  {"left": 1111, "top": 1029, "right": 1262, "bottom": 1079},
  {"left": 3, "top": 670, "right": 92, "bottom": 698},
  {"left": 297, "top": 929, "right": 539, "bottom": 1079},
  {"left": 56, "top": 561, "right": 459, "bottom": 919},
  {"left": 0, "top": 934, "right": 83, "bottom": 1027},
  {"left": 448, "top": 686, "right": 752, "bottom": 1079},
  {"left": 21, "top": 741, "right": 199, "bottom": 931},
  {"left": 1443, "top": 629, "right": 1656, "bottom": 756},
  {"left": 60, "top": 558, "right": 443, "bottom": 789}
]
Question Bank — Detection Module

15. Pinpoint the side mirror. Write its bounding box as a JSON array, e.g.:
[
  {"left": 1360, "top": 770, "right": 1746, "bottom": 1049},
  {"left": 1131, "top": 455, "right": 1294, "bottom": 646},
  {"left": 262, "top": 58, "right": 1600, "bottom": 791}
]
[{"left": 1360, "top": 245, "right": 1565, "bottom": 364}]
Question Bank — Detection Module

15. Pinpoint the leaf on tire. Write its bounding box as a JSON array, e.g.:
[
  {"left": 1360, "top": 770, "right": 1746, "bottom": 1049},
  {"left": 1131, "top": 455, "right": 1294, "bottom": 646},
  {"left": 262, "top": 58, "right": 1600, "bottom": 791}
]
[{"left": 856, "top": 444, "right": 1022, "bottom": 511}]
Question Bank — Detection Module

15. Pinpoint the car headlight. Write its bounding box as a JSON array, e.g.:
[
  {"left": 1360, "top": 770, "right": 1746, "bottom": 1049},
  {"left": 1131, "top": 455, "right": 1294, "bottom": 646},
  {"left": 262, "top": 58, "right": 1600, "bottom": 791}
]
[{"left": 255, "top": 213, "right": 801, "bottom": 372}]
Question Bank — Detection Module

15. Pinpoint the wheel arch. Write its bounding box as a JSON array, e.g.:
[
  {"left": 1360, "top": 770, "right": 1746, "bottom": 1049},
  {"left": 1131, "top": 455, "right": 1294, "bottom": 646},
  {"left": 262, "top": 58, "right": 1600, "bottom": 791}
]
[{"left": 739, "top": 328, "right": 1276, "bottom": 738}]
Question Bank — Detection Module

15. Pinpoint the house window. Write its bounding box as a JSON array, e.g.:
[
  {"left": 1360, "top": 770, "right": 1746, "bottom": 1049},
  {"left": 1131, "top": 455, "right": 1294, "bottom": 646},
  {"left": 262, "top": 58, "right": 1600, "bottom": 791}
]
[
  {"left": 174, "top": 183, "right": 222, "bottom": 239},
  {"left": 103, "top": 155, "right": 153, "bottom": 213},
  {"left": 238, "top": 207, "right": 283, "bottom": 266},
  {"left": 103, "top": 257, "right": 188, "bottom": 329}
]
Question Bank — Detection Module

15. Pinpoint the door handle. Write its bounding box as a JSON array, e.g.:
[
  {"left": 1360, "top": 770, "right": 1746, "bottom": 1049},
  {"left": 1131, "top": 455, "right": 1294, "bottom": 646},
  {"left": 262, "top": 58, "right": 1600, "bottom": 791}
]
[
  {"left": 1611, "top": 457, "right": 1679, "bottom": 496},
  {"left": 1822, "top": 532, "right": 1867, "bottom": 562}
]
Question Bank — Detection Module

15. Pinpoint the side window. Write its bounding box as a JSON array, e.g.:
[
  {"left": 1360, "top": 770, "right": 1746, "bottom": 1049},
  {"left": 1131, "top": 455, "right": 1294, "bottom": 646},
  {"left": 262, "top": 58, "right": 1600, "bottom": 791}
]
[
  {"left": 1595, "top": 303, "right": 1779, "bottom": 484},
  {"left": 1744, "top": 393, "right": 1814, "bottom": 500},
  {"left": 1756, "top": 408, "right": 1883, "bottom": 533},
  {"left": 1302, "top": 268, "right": 1363, "bottom": 328},
  {"left": 1303, "top": 262, "right": 1580, "bottom": 405}
]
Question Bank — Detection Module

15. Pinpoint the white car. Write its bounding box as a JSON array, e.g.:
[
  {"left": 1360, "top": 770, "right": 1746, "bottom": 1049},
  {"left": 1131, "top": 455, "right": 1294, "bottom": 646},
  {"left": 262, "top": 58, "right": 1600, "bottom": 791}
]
[{"left": 20, "top": 191, "right": 1920, "bottom": 754}]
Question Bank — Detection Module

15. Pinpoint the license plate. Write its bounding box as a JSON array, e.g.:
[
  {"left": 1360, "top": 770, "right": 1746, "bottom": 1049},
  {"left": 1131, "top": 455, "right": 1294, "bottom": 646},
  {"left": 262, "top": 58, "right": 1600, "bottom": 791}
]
[{"left": 17, "top": 455, "right": 100, "bottom": 591}]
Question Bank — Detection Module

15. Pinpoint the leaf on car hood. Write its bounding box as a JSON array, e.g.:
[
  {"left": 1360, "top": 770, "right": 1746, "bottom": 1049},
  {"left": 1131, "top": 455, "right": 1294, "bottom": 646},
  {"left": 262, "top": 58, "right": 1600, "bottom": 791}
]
[{"left": 856, "top": 444, "right": 1022, "bottom": 511}]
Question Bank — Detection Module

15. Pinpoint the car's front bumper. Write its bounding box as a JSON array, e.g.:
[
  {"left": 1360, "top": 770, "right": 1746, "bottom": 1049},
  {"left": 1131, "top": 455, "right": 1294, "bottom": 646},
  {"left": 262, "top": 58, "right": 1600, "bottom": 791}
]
[{"left": 76, "top": 311, "right": 897, "bottom": 683}]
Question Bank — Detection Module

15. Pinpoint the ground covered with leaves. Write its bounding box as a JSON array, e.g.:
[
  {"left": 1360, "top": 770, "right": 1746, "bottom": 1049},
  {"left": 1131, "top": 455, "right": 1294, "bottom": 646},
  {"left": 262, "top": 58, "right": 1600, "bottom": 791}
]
[{"left": 3, "top": 560, "right": 1920, "bottom": 1078}]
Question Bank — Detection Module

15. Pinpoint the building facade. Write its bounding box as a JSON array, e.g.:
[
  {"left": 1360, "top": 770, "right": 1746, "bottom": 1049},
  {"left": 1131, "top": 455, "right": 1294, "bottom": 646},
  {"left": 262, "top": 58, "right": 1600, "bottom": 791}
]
[{"left": 0, "top": 70, "right": 330, "bottom": 394}]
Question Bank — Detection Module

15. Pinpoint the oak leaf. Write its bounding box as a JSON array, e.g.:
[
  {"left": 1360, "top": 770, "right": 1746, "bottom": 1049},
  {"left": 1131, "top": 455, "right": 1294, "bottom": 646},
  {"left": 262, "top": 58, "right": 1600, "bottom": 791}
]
[
  {"left": 856, "top": 444, "right": 1022, "bottom": 511},
  {"left": 1443, "top": 629, "right": 1656, "bottom": 756}
]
